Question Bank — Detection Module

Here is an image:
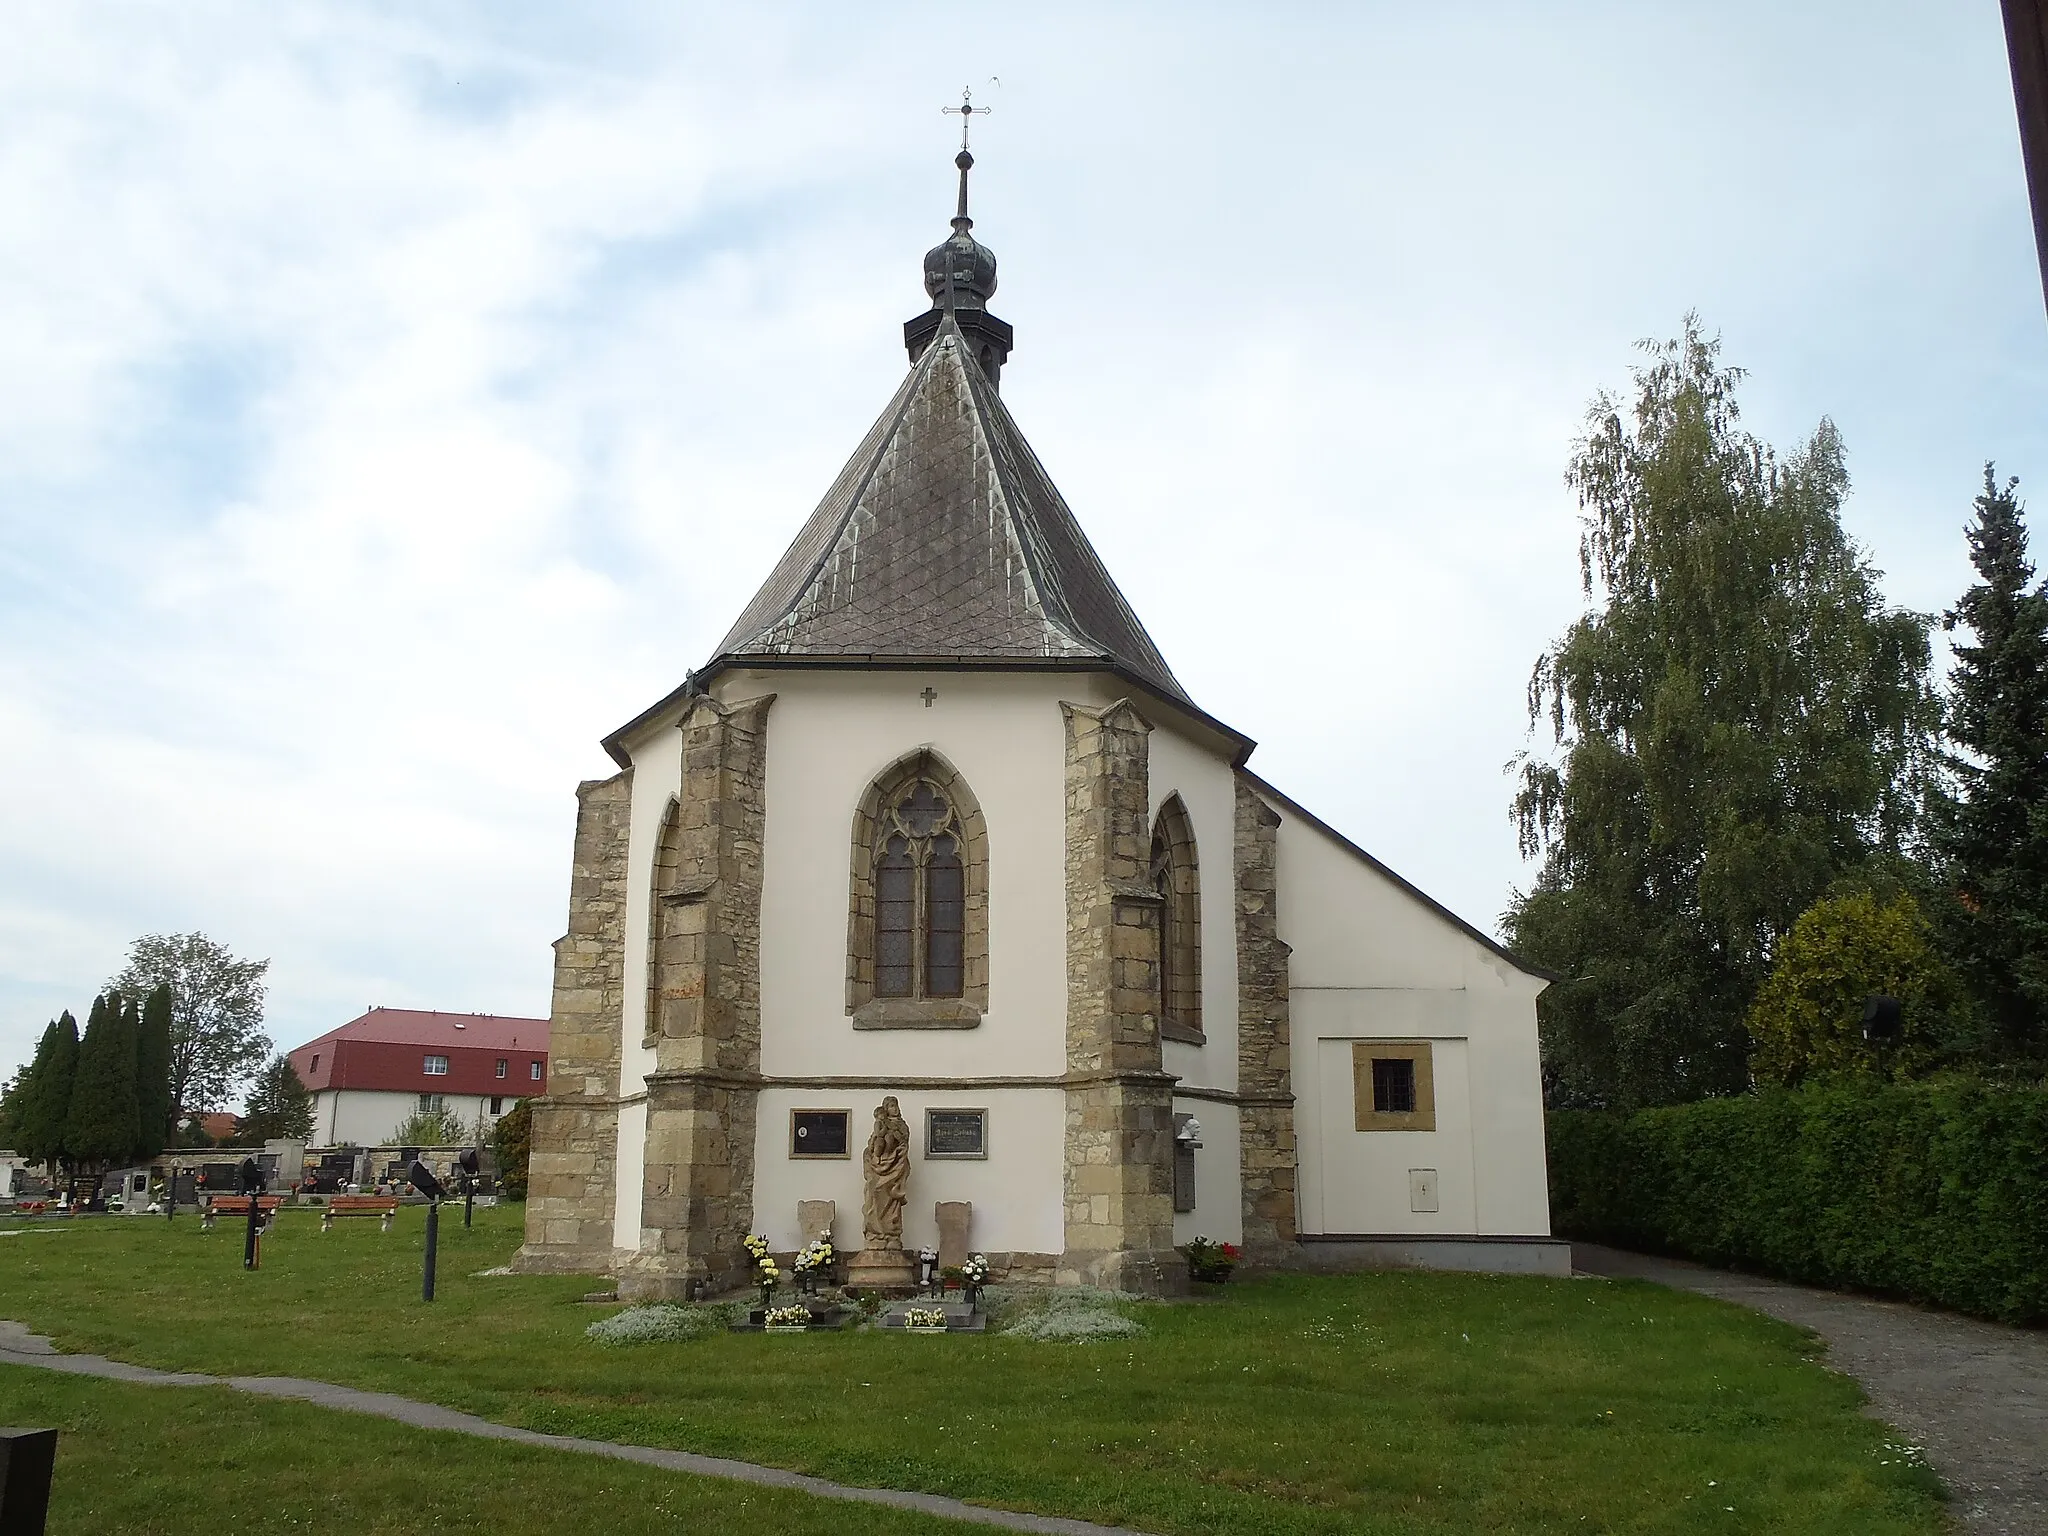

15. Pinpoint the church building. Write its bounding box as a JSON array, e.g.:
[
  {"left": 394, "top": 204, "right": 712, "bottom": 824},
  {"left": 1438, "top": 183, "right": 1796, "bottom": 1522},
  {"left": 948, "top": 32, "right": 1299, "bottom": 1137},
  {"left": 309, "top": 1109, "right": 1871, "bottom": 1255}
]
[{"left": 513, "top": 140, "right": 1561, "bottom": 1297}]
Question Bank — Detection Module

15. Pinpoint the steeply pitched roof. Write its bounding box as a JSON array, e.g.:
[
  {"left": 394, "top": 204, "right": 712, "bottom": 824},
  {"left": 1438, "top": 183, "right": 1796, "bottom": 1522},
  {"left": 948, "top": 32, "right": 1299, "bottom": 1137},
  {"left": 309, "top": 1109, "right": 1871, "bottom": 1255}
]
[{"left": 708, "top": 317, "right": 1193, "bottom": 707}]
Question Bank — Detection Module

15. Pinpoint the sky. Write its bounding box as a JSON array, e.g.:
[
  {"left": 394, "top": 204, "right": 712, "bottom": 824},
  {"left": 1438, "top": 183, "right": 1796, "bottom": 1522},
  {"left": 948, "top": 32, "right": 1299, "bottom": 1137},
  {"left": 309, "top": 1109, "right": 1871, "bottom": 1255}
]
[{"left": 1, "top": 2, "right": 2043, "bottom": 1097}]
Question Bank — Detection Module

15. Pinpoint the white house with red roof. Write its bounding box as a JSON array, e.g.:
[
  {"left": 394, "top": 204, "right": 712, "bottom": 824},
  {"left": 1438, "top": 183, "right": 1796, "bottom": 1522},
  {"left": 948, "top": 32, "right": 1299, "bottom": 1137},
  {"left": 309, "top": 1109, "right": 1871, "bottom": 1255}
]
[{"left": 288, "top": 1008, "right": 549, "bottom": 1147}]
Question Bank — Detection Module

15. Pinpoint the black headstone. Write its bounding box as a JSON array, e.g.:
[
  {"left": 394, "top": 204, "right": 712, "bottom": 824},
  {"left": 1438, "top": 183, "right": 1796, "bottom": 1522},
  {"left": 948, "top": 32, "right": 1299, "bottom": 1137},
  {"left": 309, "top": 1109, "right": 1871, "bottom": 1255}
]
[{"left": 0, "top": 1427, "right": 58, "bottom": 1535}]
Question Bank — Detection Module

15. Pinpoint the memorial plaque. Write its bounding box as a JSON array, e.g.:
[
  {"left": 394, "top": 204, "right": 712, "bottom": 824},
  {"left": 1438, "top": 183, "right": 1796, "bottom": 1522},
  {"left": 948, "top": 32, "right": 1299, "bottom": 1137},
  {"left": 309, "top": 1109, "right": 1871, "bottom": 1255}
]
[
  {"left": 925, "top": 1108, "right": 987, "bottom": 1159},
  {"left": 790, "top": 1109, "right": 850, "bottom": 1158}
]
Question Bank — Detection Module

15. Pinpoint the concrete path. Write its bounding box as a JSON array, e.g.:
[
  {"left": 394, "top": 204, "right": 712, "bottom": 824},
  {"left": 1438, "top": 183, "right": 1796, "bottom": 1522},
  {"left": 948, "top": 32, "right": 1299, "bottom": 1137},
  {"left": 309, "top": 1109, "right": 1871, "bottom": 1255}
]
[
  {"left": 0, "top": 1320, "right": 1150, "bottom": 1536},
  {"left": 1573, "top": 1245, "right": 2048, "bottom": 1535}
]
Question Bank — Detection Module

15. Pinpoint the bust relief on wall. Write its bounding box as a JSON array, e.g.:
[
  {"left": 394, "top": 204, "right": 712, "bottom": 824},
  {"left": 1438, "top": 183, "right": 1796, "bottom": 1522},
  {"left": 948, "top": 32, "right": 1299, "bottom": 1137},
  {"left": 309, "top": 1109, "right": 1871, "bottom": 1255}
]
[{"left": 846, "top": 748, "right": 989, "bottom": 1028}]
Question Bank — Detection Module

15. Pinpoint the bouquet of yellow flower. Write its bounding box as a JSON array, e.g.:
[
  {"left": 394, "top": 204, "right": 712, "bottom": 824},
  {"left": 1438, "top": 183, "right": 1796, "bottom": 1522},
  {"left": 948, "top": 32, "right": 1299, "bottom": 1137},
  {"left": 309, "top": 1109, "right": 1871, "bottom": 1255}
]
[{"left": 741, "top": 1232, "right": 772, "bottom": 1270}]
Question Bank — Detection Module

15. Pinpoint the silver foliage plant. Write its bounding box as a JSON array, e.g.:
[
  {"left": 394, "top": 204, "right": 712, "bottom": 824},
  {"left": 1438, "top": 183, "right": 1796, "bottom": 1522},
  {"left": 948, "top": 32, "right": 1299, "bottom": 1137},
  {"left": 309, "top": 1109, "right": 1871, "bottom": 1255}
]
[
  {"left": 992, "top": 1286, "right": 1146, "bottom": 1342},
  {"left": 585, "top": 1304, "right": 734, "bottom": 1346}
]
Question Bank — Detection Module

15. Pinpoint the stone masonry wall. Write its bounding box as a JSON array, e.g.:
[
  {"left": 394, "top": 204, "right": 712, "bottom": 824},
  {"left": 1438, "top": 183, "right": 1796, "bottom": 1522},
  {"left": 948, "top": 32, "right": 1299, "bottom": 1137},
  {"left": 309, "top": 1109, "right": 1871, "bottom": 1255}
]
[
  {"left": 622, "top": 692, "right": 773, "bottom": 1300},
  {"left": 512, "top": 770, "right": 631, "bottom": 1275},
  {"left": 1234, "top": 776, "right": 1298, "bottom": 1257},
  {"left": 1059, "top": 699, "right": 1180, "bottom": 1293}
]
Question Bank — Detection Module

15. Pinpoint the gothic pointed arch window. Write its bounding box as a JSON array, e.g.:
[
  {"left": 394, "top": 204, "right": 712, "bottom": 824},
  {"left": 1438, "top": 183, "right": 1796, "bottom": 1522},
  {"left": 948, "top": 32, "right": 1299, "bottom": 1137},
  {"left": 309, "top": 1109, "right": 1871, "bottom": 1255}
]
[
  {"left": 848, "top": 750, "right": 988, "bottom": 1026},
  {"left": 1151, "top": 795, "right": 1202, "bottom": 1044}
]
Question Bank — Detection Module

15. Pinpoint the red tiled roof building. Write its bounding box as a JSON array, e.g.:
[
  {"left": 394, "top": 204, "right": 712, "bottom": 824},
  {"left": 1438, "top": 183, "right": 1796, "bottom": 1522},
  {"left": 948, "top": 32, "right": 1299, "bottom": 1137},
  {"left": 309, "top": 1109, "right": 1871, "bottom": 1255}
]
[{"left": 287, "top": 1007, "right": 548, "bottom": 1146}]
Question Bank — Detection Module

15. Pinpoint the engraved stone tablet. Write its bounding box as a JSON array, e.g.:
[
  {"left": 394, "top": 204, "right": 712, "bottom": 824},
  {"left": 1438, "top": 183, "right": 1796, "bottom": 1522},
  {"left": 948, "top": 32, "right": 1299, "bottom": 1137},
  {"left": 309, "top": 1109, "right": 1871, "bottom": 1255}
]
[{"left": 925, "top": 1108, "right": 986, "bottom": 1159}]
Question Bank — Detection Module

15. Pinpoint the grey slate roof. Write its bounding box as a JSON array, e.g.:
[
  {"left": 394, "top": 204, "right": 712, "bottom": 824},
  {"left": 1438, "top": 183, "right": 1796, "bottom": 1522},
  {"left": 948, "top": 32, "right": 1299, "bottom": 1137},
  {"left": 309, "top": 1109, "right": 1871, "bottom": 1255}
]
[{"left": 709, "top": 317, "right": 1194, "bottom": 708}]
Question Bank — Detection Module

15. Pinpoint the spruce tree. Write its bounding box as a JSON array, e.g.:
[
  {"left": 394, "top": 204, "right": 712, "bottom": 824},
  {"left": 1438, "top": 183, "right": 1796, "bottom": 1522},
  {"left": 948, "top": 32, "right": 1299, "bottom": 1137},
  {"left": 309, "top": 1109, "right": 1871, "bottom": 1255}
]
[
  {"left": 66, "top": 993, "right": 141, "bottom": 1167},
  {"left": 134, "top": 984, "right": 174, "bottom": 1158},
  {"left": 11, "top": 1013, "right": 79, "bottom": 1168},
  {"left": 239, "top": 1055, "right": 313, "bottom": 1143},
  {"left": 1931, "top": 466, "right": 2048, "bottom": 1060}
]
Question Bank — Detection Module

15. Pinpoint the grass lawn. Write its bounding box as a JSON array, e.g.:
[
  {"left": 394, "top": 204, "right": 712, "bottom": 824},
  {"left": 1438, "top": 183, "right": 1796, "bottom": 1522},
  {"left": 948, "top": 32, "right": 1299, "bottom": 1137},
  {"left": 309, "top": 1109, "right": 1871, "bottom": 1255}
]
[
  {"left": 0, "top": 1208, "right": 1945, "bottom": 1535},
  {"left": 0, "top": 1366, "right": 961, "bottom": 1535}
]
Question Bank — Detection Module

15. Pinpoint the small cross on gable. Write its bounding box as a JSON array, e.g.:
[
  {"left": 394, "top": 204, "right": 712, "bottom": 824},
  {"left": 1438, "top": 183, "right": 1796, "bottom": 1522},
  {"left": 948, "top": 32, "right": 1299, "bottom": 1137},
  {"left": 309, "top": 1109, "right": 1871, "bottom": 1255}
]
[{"left": 921, "top": 687, "right": 939, "bottom": 708}]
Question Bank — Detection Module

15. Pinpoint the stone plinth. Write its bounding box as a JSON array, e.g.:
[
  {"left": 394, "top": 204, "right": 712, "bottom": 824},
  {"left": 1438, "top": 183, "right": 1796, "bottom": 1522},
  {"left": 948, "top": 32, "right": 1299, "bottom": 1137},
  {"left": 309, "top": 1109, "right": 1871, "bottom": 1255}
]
[{"left": 846, "top": 1246, "right": 916, "bottom": 1289}]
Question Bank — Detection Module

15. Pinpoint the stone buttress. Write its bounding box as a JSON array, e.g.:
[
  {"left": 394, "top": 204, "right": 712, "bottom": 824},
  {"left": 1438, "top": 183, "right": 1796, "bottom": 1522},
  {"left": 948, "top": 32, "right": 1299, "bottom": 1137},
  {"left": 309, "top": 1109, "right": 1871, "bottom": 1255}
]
[
  {"left": 1233, "top": 776, "right": 1298, "bottom": 1258},
  {"left": 618, "top": 693, "right": 773, "bottom": 1301},
  {"left": 512, "top": 772, "right": 630, "bottom": 1274},
  {"left": 1058, "top": 699, "right": 1181, "bottom": 1293}
]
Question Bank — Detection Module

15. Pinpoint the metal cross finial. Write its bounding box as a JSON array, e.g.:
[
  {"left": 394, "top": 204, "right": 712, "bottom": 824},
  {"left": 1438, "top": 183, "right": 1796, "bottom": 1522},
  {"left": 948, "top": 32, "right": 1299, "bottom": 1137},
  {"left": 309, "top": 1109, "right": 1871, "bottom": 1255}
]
[{"left": 943, "top": 86, "right": 990, "bottom": 152}]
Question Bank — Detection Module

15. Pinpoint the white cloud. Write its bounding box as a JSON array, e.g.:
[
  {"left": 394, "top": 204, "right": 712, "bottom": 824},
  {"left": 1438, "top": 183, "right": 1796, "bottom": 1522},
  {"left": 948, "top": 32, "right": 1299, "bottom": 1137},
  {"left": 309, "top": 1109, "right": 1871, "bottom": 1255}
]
[{"left": 1, "top": 1, "right": 2042, "bottom": 1089}]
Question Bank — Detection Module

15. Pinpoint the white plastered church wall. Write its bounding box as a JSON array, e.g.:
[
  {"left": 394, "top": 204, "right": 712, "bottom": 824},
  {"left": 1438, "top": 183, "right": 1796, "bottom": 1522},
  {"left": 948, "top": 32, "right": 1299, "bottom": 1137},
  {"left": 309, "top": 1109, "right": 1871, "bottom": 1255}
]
[
  {"left": 1276, "top": 810, "right": 1551, "bottom": 1239},
  {"left": 744, "top": 667, "right": 1098, "bottom": 1260},
  {"left": 609, "top": 712, "right": 687, "bottom": 1253}
]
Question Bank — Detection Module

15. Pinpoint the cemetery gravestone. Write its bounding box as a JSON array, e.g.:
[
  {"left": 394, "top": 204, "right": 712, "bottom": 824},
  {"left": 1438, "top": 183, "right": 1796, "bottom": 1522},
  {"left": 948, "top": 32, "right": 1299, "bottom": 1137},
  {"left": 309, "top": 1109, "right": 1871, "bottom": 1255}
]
[
  {"left": 935, "top": 1201, "right": 972, "bottom": 1271},
  {"left": 797, "top": 1199, "right": 836, "bottom": 1244}
]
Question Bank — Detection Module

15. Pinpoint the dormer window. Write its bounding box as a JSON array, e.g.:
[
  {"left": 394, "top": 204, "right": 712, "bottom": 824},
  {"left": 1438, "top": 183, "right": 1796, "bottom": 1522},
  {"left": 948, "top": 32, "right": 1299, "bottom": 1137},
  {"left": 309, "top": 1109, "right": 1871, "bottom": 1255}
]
[{"left": 423, "top": 1055, "right": 449, "bottom": 1076}]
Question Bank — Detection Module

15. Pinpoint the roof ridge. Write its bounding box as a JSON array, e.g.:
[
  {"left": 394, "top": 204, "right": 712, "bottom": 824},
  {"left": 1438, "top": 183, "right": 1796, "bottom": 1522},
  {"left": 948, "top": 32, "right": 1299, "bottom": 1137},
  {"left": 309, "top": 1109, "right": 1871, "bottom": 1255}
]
[
  {"left": 712, "top": 343, "right": 944, "bottom": 659},
  {"left": 952, "top": 333, "right": 1187, "bottom": 692}
]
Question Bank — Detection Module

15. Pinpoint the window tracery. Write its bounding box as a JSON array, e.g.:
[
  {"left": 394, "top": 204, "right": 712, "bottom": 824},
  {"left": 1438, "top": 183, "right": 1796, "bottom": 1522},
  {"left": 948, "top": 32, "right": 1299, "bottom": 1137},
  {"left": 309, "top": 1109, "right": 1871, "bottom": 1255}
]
[{"left": 847, "top": 749, "right": 989, "bottom": 1023}]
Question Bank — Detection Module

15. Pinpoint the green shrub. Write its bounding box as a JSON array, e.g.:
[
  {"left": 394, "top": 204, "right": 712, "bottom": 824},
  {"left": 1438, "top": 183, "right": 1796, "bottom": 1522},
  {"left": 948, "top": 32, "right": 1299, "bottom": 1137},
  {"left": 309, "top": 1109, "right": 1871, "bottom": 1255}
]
[
  {"left": 1549, "top": 1079, "right": 2048, "bottom": 1323},
  {"left": 492, "top": 1099, "right": 533, "bottom": 1200}
]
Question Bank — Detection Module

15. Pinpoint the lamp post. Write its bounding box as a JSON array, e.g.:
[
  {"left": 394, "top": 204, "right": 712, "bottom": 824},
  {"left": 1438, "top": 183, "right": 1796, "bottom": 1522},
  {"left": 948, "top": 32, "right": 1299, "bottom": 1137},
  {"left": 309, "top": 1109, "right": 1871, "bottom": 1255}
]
[
  {"left": 408, "top": 1157, "right": 445, "bottom": 1301},
  {"left": 457, "top": 1147, "right": 479, "bottom": 1230},
  {"left": 238, "top": 1156, "right": 265, "bottom": 1271}
]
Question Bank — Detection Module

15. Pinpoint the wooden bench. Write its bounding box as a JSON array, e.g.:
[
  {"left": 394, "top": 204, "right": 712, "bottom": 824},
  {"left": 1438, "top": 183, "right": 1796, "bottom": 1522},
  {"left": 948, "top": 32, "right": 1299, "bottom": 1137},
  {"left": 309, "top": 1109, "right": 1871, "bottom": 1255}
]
[
  {"left": 200, "top": 1196, "right": 283, "bottom": 1230},
  {"left": 321, "top": 1196, "right": 401, "bottom": 1233}
]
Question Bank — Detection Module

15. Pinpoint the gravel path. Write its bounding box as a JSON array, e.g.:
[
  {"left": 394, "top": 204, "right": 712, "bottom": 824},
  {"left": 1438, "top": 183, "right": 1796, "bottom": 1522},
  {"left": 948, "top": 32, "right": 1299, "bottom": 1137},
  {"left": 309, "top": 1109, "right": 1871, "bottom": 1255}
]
[
  {"left": 0, "top": 1320, "right": 1150, "bottom": 1536},
  {"left": 1572, "top": 1245, "right": 2048, "bottom": 1534}
]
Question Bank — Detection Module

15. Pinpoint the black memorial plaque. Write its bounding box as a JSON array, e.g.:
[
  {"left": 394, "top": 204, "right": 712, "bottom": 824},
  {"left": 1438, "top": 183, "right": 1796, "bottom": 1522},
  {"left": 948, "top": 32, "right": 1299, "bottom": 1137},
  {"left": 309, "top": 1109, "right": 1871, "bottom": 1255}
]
[
  {"left": 925, "top": 1108, "right": 987, "bottom": 1159},
  {"left": 790, "top": 1110, "right": 849, "bottom": 1158}
]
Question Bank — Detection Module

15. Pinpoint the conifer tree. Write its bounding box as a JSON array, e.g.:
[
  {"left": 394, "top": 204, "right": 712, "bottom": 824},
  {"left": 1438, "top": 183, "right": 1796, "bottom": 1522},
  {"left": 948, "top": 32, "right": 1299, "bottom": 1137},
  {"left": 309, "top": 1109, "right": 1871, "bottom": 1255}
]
[
  {"left": 239, "top": 1055, "right": 313, "bottom": 1143},
  {"left": 66, "top": 993, "right": 141, "bottom": 1167},
  {"left": 1930, "top": 467, "right": 2048, "bottom": 1060},
  {"left": 10, "top": 1013, "right": 79, "bottom": 1167},
  {"left": 134, "top": 983, "right": 175, "bottom": 1157}
]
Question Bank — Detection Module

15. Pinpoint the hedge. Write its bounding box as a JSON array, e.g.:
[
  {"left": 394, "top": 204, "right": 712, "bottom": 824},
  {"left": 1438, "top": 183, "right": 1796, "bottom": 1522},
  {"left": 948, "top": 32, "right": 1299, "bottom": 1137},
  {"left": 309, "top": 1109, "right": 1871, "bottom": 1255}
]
[{"left": 1548, "top": 1079, "right": 2048, "bottom": 1325}]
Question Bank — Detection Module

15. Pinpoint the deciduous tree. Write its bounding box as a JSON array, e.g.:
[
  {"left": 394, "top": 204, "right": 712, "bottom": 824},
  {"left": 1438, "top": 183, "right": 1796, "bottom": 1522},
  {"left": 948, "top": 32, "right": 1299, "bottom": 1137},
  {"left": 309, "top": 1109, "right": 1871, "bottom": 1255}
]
[
  {"left": 107, "top": 933, "right": 270, "bottom": 1125},
  {"left": 1746, "top": 891, "right": 1961, "bottom": 1084},
  {"left": 1507, "top": 318, "right": 1939, "bottom": 1109}
]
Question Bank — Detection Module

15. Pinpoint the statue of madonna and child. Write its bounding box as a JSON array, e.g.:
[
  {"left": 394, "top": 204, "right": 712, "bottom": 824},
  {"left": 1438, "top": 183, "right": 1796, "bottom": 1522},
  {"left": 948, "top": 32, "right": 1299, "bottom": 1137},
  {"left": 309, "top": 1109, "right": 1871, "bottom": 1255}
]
[{"left": 845, "top": 1095, "right": 917, "bottom": 1288}]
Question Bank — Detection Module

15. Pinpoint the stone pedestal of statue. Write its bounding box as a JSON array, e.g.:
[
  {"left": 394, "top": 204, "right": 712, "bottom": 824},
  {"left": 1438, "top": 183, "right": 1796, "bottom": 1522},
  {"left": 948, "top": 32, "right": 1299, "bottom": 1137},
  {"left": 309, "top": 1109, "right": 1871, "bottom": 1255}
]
[{"left": 844, "top": 1245, "right": 917, "bottom": 1289}]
